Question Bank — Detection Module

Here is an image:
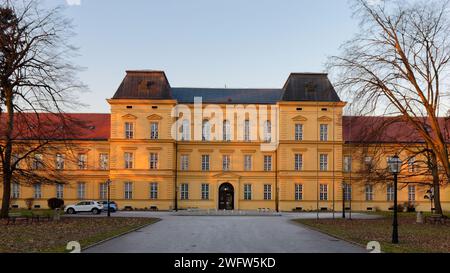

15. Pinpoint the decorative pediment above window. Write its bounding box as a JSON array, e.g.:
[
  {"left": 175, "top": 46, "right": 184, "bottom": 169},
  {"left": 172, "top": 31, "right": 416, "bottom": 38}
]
[
  {"left": 292, "top": 115, "right": 308, "bottom": 122},
  {"left": 147, "top": 114, "right": 163, "bottom": 121},
  {"left": 146, "top": 147, "right": 163, "bottom": 151},
  {"left": 213, "top": 172, "right": 241, "bottom": 179},
  {"left": 219, "top": 149, "right": 235, "bottom": 154},
  {"left": 121, "top": 147, "right": 138, "bottom": 151},
  {"left": 292, "top": 148, "right": 308, "bottom": 152},
  {"left": 241, "top": 150, "right": 256, "bottom": 154},
  {"left": 318, "top": 116, "right": 332, "bottom": 122},
  {"left": 317, "top": 148, "right": 333, "bottom": 153},
  {"left": 122, "top": 114, "right": 138, "bottom": 120}
]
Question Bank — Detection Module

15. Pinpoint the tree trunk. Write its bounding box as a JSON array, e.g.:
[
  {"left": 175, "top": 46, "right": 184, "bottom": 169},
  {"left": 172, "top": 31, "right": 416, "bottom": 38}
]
[
  {"left": 0, "top": 173, "right": 12, "bottom": 219},
  {"left": 430, "top": 152, "right": 443, "bottom": 216}
]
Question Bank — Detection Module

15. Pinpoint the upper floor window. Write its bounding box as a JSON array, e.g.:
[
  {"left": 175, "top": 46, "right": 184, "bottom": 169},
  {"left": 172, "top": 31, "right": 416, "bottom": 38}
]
[
  {"left": 32, "top": 154, "right": 44, "bottom": 170},
  {"left": 202, "top": 120, "right": 211, "bottom": 141},
  {"left": 180, "top": 155, "right": 189, "bottom": 171},
  {"left": 264, "top": 120, "right": 272, "bottom": 142},
  {"left": 408, "top": 157, "right": 416, "bottom": 173},
  {"left": 364, "top": 156, "right": 373, "bottom": 169},
  {"left": 320, "top": 154, "right": 328, "bottom": 171},
  {"left": 244, "top": 120, "right": 251, "bottom": 142},
  {"left": 99, "top": 153, "right": 109, "bottom": 170},
  {"left": 150, "top": 122, "right": 159, "bottom": 140},
  {"left": 295, "top": 154, "right": 303, "bottom": 171},
  {"left": 202, "top": 155, "right": 210, "bottom": 171},
  {"left": 223, "top": 120, "right": 231, "bottom": 142},
  {"left": 181, "top": 120, "right": 190, "bottom": 141},
  {"left": 125, "top": 122, "right": 134, "bottom": 139},
  {"left": 124, "top": 152, "right": 133, "bottom": 169},
  {"left": 320, "top": 124, "right": 328, "bottom": 141},
  {"left": 264, "top": 155, "right": 272, "bottom": 172},
  {"left": 344, "top": 156, "right": 352, "bottom": 172},
  {"left": 78, "top": 154, "right": 87, "bottom": 170},
  {"left": 244, "top": 155, "right": 252, "bottom": 171},
  {"left": 365, "top": 184, "right": 374, "bottom": 201},
  {"left": 55, "top": 154, "right": 65, "bottom": 170},
  {"left": 222, "top": 155, "right": 231, "bottom": 171},
  {"left": 149, "top": 153, "right": 159, "bottom": 170},
  {"left": 295, "top": 124, "right": 303, "bottom": 141}
]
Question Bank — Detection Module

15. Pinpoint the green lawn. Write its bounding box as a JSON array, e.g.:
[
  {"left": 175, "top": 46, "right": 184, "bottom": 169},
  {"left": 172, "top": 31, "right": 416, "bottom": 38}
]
[
  {"left": 0, "top": 216, "right": 159, "bottom": 253},
  {"left": 294, "top": 212, "right": 450, "bottom": 253}
]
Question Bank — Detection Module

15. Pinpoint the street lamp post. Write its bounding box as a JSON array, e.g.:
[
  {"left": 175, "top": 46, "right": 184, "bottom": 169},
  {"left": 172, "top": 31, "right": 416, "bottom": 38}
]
[
  {"left": 106, "top": 179, "right": 112, "bottom": 217},
  {"left": 342, "top": 183, "right": 346, "bottom": 219},
  {"left": 388, "top": 155, "right": 402, "bottom": 244}
]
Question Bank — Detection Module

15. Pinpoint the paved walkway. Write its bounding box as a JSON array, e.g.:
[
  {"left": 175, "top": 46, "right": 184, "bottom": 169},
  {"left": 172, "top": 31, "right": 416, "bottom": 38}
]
[{"left": 83, "top": 212, "right": 372, "bottom": 253}]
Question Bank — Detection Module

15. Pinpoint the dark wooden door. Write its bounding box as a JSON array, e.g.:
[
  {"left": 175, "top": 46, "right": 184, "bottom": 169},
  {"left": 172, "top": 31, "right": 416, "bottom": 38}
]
[{"left": 219, "top": 183, "right": 234, "bottom": 210}]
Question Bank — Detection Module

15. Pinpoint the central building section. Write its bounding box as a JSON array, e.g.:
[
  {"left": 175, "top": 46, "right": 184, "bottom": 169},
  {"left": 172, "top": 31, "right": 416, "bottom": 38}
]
[{"left": 108, "top": 70, "right": 345, "bottom": 212}]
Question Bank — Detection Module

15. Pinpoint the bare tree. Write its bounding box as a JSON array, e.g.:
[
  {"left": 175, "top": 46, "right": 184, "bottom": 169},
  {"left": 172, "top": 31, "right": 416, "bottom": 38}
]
[
  {"left": 331, "top": 0, "right": 450, "bottom": 213},
  {"left": 0, "top": 0, "right": 85, "bottom": 218}
]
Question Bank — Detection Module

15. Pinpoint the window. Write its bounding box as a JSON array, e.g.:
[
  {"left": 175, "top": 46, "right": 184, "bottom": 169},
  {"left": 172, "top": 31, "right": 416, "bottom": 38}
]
[
  {"left": 408, "top": 157, "right": 416, "bottom": 173},
  {"left": 99, "top": 153, "right": 109, "bottom": 170},
  {"left": 77, "top": 182, "right": 86, "bottom": 199},
  {"left": 244, "top": 155, "right": 252, "bottom": 171},
  {"left": 320, "top": 124, "right": 328, "bottom": 141},
  {"left": 223, "top": 120, "right": 231, "bottom": 141},
  {"left": 364, "top": 156, "right": 373, "bottom": 169},
  {"left": 99, "top": 183, "right": 107, "bottom": 200},
  {"left": 320, "top": 154, "right": 328, "bottom": 171},
  {"left": 264, "top": 184, "right": 272, "bottom": 200},
  {"left": 202, "top": 120, "right": 211, "bottom": 141},
  {"left": 124, "top": 182, "right": 133, "bottom": 200},
  {"left": 387, "top": 184, "right": 394, "bottom": 201},
  {"left": 125, "top": 122, "right": 134, "bottom": 139},
  {"left": 320, "top": 184, "right": 328, "bottom": 201},
  {"left": 150, "top": 122, "right": 159, "bottom": 140},
  {"left": 264, "top": 120, "right": 272, "bottom": 142},
  {"left": 244, "top": 120, "right": 250, "bottom": 142},
  {"left": 181, "top": 120, "right": 190, "bottom": 141},
  {"left": 150, "top": 183, "right": 158, "bottom": 200},
  {"left": 295, "top": 184, "right": 303, "bottom": 201},
  {"left": 124, "top": 152, "right": 133, "bottom": 169},
  {"left": 180, "top": 184, "right": 189, "bottom": 200},
  {"left": 295, "top": 124, "right": 303, "bottom": 141},
  {"left": 264, "top": 155, "right": 272, "bottom": 171},
  {"left": 201, "top": 155, "right": 210, "bottom": 171},
  {"left": 201, "top": 184, "right": 210, "bottom": 200},
  {"left": 344, "top": 156, "right": 352, "bottom": 172},
  {"left": 12, "top": 183, "right": 20, "bottom": 199},
  {"left": 32, "top": 154, "right": 44, "bottom": 170},
  {"left": 56, "top": 184, "right": 64, "bottom": 199},
  {"left": 55, "top": 154, "right": 65, "bottom": 170},
  {"left": 33, "top": 184, "right": 42, "bottom": 199},
  {"left": 244, "top": 184, "right": 252, "bottom": 200},
  {"left": 78, "top": 154, "right": 87, "bottom": 170},
  {"left": 180, "top": 155, "right": 189, "bottom": 171},
  {"left": 222, "top": 155, "right": 231, "bottom": 171},
  {"left": 343, "top": 183, "right": 352, "bottom": 201},
  {"left": 295, "top": 154, "right": 303, "bottom": 171},
  {"left": 408, "top": 185, "right": 416, "bottom": 202},
  {"left": 365, "top": 185, "right": 374, "bottom": 201},
  {"left": 149, "top": 153, "right": 158, "bottom": 170}
]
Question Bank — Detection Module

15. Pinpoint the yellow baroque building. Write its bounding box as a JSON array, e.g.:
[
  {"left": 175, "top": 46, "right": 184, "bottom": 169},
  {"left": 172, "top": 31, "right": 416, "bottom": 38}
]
[{"left": 1, "top": 70, "right": 449, "bottom": 212}]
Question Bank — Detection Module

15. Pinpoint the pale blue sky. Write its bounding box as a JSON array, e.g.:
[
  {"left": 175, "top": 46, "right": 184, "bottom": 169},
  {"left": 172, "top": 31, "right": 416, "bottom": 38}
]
[{"left": 46, "top": 0, "right": 358, "bottom": 113}]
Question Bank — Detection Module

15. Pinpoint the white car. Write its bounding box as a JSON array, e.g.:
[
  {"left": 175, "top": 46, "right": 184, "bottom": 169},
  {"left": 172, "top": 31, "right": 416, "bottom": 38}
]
[{"left": 65, "top": 201, "right": 104, "bottom": 215}]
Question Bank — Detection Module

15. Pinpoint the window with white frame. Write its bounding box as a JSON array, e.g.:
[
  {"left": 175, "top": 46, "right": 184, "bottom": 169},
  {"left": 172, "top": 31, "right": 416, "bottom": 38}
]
[
  {"left": 181, "top": 119, "right": 190, "bottom": 141},
  {"left": 99, "top": 153, "right": 109, "bottom": 170},
  {"left": 222, "top": 155, "right": 231, "bottom": 171},
  {"left": 223, "top": 120, "right": 231, "bottom": 141},
  {"left": 295, "top": 184, "right": 303, "bottom": 201},
  {"left": 344, "top": 156, "right": 352, "bottom": 172},
  {"left": 77, "top": 182, "right": 86, "bottom": 200},
  {"left": 320, "top": 124, "right": 328, "bottom": 141},
  {"left": 78, "top": 153, "right": 87, "bottom": 170},
  {"left": 202, "top": 120, "right": 211, "bottom": 141},
  {"left": 201, "top": 155, "right": 210, "bottom": 171},
  {"left": 150, "top": 182, "right": 158, "bottom": 199},
  {"left": 124, "top": 152, "right": 133, "bottom": 169},
  {"left": 125, "top": 122, "right": 134, "bottom": 139},
  {"left": 387, "top": 184, "right": 394, "bottom": 201},
  {"left": 264, "top": 120, "right": 272, "bottom": 142},
  {"left": 365, "top": 184, "right": 374, "bottom": 201},
  {"left": 343, "top": 183, "right": 352, "bottom": 201},
  {"left": 32, "top": 154, "right": 44, "bottom": 170},
  {"left": 56, "top": 184, "right": 64, "bottom": 199},
  {"left": 150, "top": 122, "right": 159, "bottom": 140},
  {"left": 408, "top": 157, "right": 416, "bottom": 173},
  {"left": 180, "top": 184, "right": 189, "bottom": 200},
  {"left": 364, "top": 156, "right": 373, "bottom": 169},
  {"left": 320, "top": 154, "right": 328, "bottom": 171},
  {"left": 180, "top": 155, "right": 189, "bottom": 171},
  {"left": 99, "top": 183, "right": 107, "bottom": 200},
  {"left": 201, "top": 184, "right": 210, "bottom": 200},
  {"left": 12, "top": 154, "right": 21, "bottom": 169},
  {"left": 295, "top": 154, "right": 303, "bottom": 171},
  {"left": 55, "top": 154, "right": 65, "bottom": 170},
  {"left": 408, "top": 185, "right": 416, "bottom": 202},
  {"left": 264, "top": 155, "right": 272, "bottom": 171},
  {"left": 33, "top": 184, "right": 42, "bottom": 199},
  {"left": 264, "top": 184, "right": 272, "bottom": 200},
  {"left": 149, "top": 153, "right": 158, "bottom": 170},
  {"left": 244, "top": 184, "right": 252, "bottom": 200},
  {"left": 295, "top": 124, "right": 303, "bottom": 141},
  {"left": 12, "top": 183, "right": 20, "bottom": 199},
  {"left": 320, "top": 184, "right": 328, "bottom": 201},
  {"left": 124, "top": 182, "right": 133, "bottom": 200},
  {"left": 244, "top": 155, "right": 252, "bottom": 171},
  {"left": 244, "top": 120, "right": 251, "bottom": 142}
]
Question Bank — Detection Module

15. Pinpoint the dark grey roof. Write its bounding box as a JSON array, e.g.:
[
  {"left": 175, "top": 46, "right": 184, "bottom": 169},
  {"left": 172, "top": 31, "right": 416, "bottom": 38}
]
[
  {"left": 171, "top": 88, "right": 283, "bottom": 104},
  {"left": 282, "top": 73, "right": 341, "bottom": 102},
  {"left": 112, "top": 71, "right": 173, "bottom": 100}
]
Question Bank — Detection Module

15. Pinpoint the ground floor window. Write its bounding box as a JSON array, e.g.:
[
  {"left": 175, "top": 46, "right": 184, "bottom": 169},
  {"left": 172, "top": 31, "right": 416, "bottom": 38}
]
[
  {"left": 343, "top": 183, "right": 352, "bottom": 201},
  {"left": 295, "top": 184, "right": 303, "bottom": 201},
  {"left": 12, "top": 183, "right": 20, "bottom": 199},
  {"left": 150, "top": 183, "right": 158, "bottom": 200},
  {"left": 77, "top": 182, "right": 86, "bottom": 200},
  {"left": 33, "top": 184, "right": 42, "bottom": 199},
  {"left": 56, "top": 184, "right": 64, "bottom": 199},
  {"left": 387, "top": 184, "right": 394, "bottom": 201},
  {"left": 124, "top": 182, "right": 133, "bottom": 200},
  {"left": 201, "top": 184, "right": 210, "bottom": 200},
  {"left": 408, "top": 185, "right": 416, "bottom": 202},
  {"left": 244, "top": 184, "right": 252, "bottom": 200},
  {"left": 365, "top": 184, "right": 374, "bottom": 201},
  {"left": 264, "top": 184, "right": 272, "bottom": 200},
  {"left": 99, "top": 183, "right": 107, "bottom": 200},
  {"left": 181, "top": 184, "right": 189, "bottom": 200},
  {"left": 320, "top": 184, "right": 328, "bottom": 201}
]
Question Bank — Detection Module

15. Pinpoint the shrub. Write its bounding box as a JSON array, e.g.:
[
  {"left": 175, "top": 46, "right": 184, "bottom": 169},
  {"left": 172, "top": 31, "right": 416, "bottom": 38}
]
[{"left": 47, "top": 198, "right": 64, "bottom": 209}]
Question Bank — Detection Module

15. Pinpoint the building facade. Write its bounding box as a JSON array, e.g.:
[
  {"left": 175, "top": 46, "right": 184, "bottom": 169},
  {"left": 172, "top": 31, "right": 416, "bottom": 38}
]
[{"left": 1, "top": 70, "right": 449, "bottom": 212}]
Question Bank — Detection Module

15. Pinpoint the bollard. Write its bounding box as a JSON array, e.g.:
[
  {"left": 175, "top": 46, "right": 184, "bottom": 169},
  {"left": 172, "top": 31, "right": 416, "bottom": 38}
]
[{"left": 416, "top": 211, "right": 424, "bottom": 224}]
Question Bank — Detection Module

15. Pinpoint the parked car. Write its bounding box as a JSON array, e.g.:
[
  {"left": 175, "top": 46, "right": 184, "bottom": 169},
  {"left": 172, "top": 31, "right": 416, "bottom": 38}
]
[
  {"left": 98, "top": 201, "right": 118, "bottom": 212},
  {"left": 65, "top": 201, "right": 103, "bottom": 215}
]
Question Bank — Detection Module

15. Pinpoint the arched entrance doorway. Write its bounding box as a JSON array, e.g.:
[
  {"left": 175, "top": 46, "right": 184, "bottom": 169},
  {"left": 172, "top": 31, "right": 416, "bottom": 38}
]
[{"left": 218, "top": 183, "right": 234, "bottom": 210}]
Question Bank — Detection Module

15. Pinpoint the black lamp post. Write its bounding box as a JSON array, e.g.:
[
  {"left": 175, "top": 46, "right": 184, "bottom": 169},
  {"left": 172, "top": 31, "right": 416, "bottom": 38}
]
[
  {"left": 106, "top": 179, "right": 112, "bottom": 217},
  {"left": 342, "top": 183, "right": 346, "bottom": 219},
  {"left": 388, "top": 155, "right": 402, "bottom": 244}
]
